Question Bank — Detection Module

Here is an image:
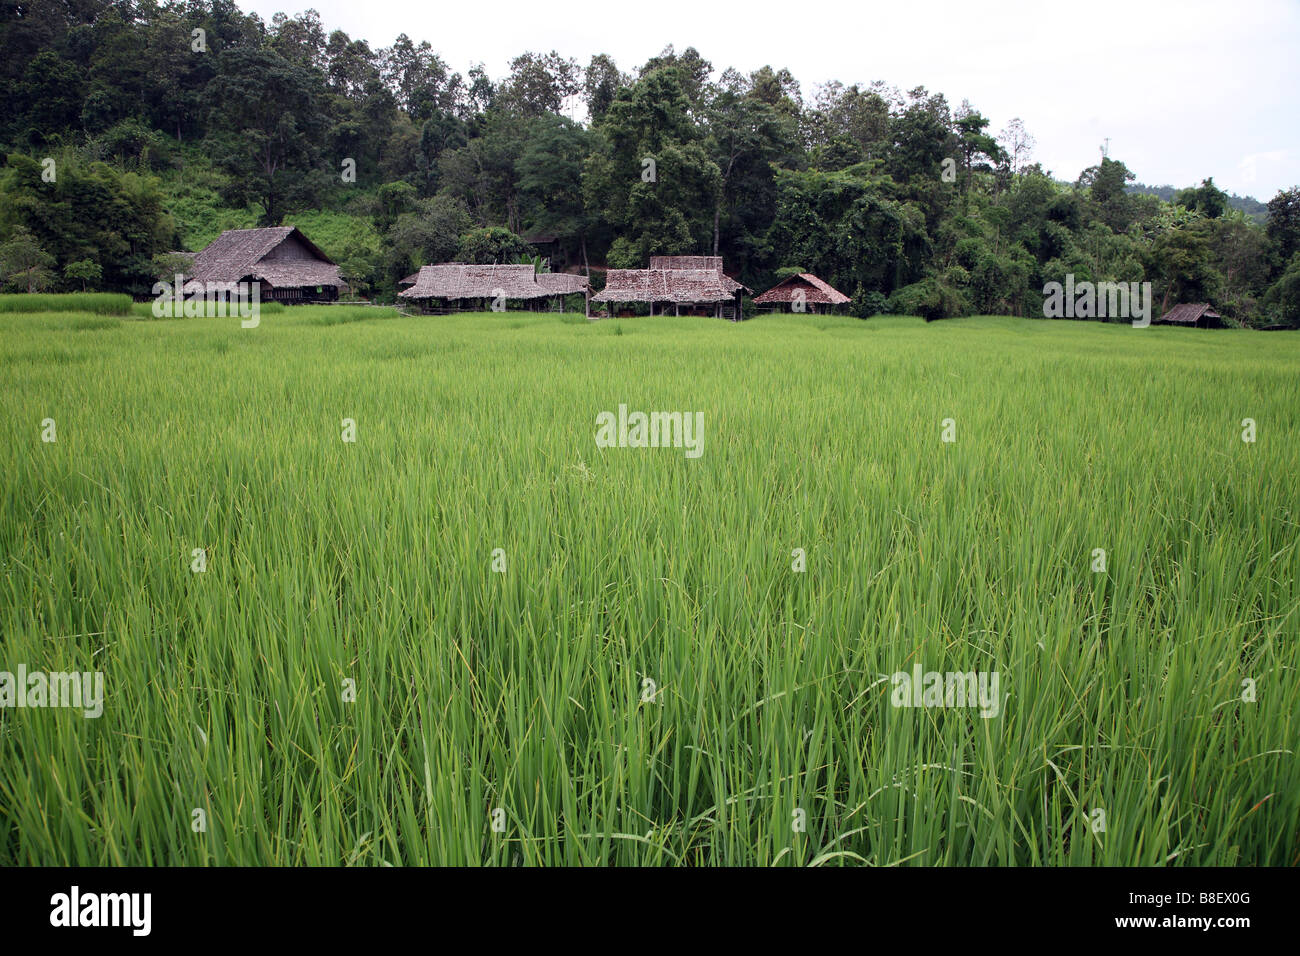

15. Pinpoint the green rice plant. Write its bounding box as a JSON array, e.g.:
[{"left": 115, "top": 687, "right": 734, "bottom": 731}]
[
  {"left": 65, "top": 315, "right": 122, "bottom": 331},
  {"left": 0, "top": 310, "right": 1296, "bottom": 866},
  {"left": 305, "top": 306, "right": 399, "bottom": 326},
  {"left": 0, "top": 293, "right": 132, "bottom": 315},
  {"left": 129, "top": 300, "right": 288, "bottom": 320},
  {"left": 0, "top": 311, "right": 123, "bottom": 332}
]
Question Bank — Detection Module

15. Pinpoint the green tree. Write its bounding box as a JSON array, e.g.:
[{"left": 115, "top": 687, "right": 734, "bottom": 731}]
[
  {"left": 888, "top": 88, "right": 953, "bottom": 190},
  {"left": 1174, "top": 177, "right": 1229, "bottom": 219},
  {"left": 516, "top": 115, "right": 593, "bottom": 271},
  {"left": 1150, "top": 220, "right": 1224, "bottom": 310},
  {"left": 499, "top": 51, "right": 580, "bottom": 116},
  {"left": 637, "top": 45, "right": 713, "bottom": 106},
  {"left": 953, "top": 106, "right": 1004, "bottom": 203},
  {"left": 380, "top": 35, "right": 461, "bottom": 121},
  {"left": 1265, "top": 186, "right": 1300, "bottom": 267},
  {"left": 204, "top": 47, "right": 327, "bottom": 225},
  {"left": 438, "top": 114, "right": 530, "bottom": 231},
  {"left": 152, "top": 251, "right": 196, "bottom": 282},
  {"left": 455, "top": 225, "right": 533, "bottom": 264},
  {"left": 382, "top": 194, "right": 472, "bottom": 283},
  {"left": 0, "top": 229, "right": 56, "bottom": 292},
  {"left": 1, "top": 152, "right": 176, "bottom": 294},
  {"left": 704, "top": 69, "right": 798, "bottom": 257},
  {"left": 64, "top": 258, "right": 102, "bottom": 290},
  {"left": 768, "top": 165, "right": 929, "bottom": 299},
  {"left": 1260, "top": 255, "right": 1300, "bottom": 327},
  {"left": 808, "top": 82, "right": 892, "bottom": 162},
  {"left": 583, "top": 54, "right": 625, "bottom": 122},
  {"left": 1077, "top": 157, "right": 1137, "bottom": 231},
  {"left": 585, "top": 68, "right": 721, "bottom": 263}
]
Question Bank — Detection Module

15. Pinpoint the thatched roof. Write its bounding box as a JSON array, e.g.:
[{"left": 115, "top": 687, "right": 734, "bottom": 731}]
[
  {"left": 398, "top": 264, "right": 550, "bottom": 300},
  {"left": 183, "top": 227, "right": 345, "bottom": 291},
  {"left": 648, "top": 255, "right": 748, "bottom": 293},
  {"left": 592, "top": 268, "right": 737, "bottom": 304},
  {"left": 254, "top": 260, "right": 344, "bottom": 288},
  {"left": 1157, "top": 303, "right": 1222, "bottom": 326},
  {"left": 535, "top": 272, "right": 589, "bottom": 294},
  {"left": 592, "top": 256, "right": 748, "bottom": 304},
  {"left": 753, "top": 273, "right": 851, "bottom": 306}
]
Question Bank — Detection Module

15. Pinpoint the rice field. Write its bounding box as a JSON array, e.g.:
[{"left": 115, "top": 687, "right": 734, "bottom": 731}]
[
  {"left": 1, "top": 303, "right": 1297, "bottom": 866},
  {"left": 0, "top": 292, "right": 132, "bottom": 315}
]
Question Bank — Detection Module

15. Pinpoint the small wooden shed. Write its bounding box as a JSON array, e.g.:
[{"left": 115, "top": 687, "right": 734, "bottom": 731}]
[{"left": 1155, "top": 303, "right": 1224, "bottom": 328}]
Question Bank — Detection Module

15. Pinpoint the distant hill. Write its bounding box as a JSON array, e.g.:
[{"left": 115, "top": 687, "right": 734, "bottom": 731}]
[{"left": 1128, "top": 183, "right": 1268, "bottom": 221}]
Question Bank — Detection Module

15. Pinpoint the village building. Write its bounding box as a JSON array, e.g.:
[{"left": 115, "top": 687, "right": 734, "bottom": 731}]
[
  {"left": 535, "top": 271, "right": 591, "bottom": 303},
  {"left": 182, "top": 227, "right": 347, "bottom": 303},
  {"left": 1155, "top": 303, "right": 1224, "bottom": 328},
  {"left": 753, "top": 273, "right": 851, "bottom": 314},
  {"left": 592, "top": 256, "right": 748, "bottom": 320},
  {"left": 397, "top": 263, "right": 588, "bottom": 313}
]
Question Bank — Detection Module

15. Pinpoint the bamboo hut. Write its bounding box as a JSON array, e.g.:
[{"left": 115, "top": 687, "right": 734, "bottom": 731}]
[
  {"left": 535, "top": 272, "right": 590, "bottom": 312},
  {"left": 398, "top": 264, "right": 587, "bottom": 313},
  {"left": 1155, "top": 303, "right": 1224, "bottom": 328},
  {"left": 592, "top": 256, "right": 747, "bottom": 320},
  {"left": 182, "top": 227, "right": 346, "bottom": 303},
  {"left": 753, "top": 273, "right": 851, "bottom": 314}
]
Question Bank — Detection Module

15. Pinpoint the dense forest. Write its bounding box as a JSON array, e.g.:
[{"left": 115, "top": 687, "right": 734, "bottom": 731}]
[{"left": 1, "top": 0, "right": 1297, "bottom": 325}]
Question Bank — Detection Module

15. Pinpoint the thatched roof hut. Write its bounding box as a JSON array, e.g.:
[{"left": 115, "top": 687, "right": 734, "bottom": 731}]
[
  {"left": 1156, "top": 303, "right": 1224, "bottom": 327},
  {"left": 182, "top": 227, "right": 346, "bottom": 303},
  {"left": 753, "top": 273, "right": 851, "bottom": 313},
  {"left": 593, "top": 256, "right": 747, "bottom": 319},
  {"left": 398, "top": 264, "right": 539, "bottom": 300},
  {"left": 594, "top": 269, "right": 734, "bottom": 302},
  {"left": 648, "top": 256, "right": 749, "bottom": 294},
  {"left": 398, "top": 264, "right": 587, "bottom": 312},
  {"left": 535, "top": 272, "right": 590, "bottom": 295}
]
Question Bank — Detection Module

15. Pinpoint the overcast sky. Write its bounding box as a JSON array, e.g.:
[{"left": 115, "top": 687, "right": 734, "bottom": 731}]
[{"left": 240, "top": 0, "right": 1300, "bottom": 200}]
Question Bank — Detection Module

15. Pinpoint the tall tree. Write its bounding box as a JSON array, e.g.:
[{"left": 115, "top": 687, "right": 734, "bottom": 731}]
[
  {"left": 1265, "top": 186, "right": 1300, "bottom": 266},
  {"left": 998, "top": 117, "right": 1034, "bottom": 176},
  {"left": 204, "top": 46, "right": 327, "bottom": 225},
  {"left": 704, "top": 68, "right": 798, "bottom": 256},
  {"left": 583, "top": 54, "right": 625, "bottom": 122},
  {"left": 516, "top": 115, "right": 592, "bottom": 271},
  {"left": 638, "top": 45, "right": 712, "bottom": 107},
  {"left": 953, "top": 104, "right": 1004, "bottom": 204},
  {"left": 499, "top": 51, "right": 580, "bottom": 116},
  {"left": 585, "top": 67, "right": 721, "bottom": 264}
]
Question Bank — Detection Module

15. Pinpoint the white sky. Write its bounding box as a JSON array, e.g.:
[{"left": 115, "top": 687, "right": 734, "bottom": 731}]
[{"left": 240, "top": 0, "right": 1300, "bottom": 199}]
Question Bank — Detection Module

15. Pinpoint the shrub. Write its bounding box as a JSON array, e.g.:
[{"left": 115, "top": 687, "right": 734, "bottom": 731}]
[
  {"left": 1260, "top": 257, "right": 1300, "bottom": 328},
  {"left": 852, "top": 288, "right": 890, "bottom": 318},
  {"left": 887, "top": 278, "right": 973, "bottom": 321}
]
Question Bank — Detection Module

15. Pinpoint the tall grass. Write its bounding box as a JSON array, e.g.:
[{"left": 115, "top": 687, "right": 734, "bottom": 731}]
[
  {"left": 128, "top": 300, "right": 286, "bottom": 320},
  {"left": 0, "top": 307, "right": 1296, "bottom": 865},
  {"left": 0, "top": 293, "right": 132, "bottom": 315}
]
